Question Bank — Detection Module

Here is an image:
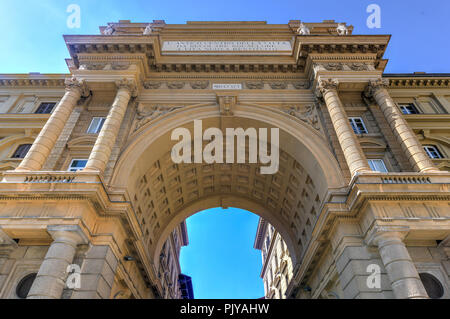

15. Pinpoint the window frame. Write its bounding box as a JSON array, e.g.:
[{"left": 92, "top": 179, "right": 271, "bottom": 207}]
[
  {"left": 11, "top": 144, "right": 32, "bottom": 159},
  {"left": 423, "top": 145, "right": 444, "bottom": 159},
  {"left": 35, "top": 102, "right": 56, "bottom": 114},
  {"left": 86, "top": 117, "right": 106, "bottom": 134},
  {"left": 398, "top": 103, "right": 419, "bottom": 115},
  {"left": 68, "top": 159, "right": 88, "bottom": 172},
  {"left": 348, "top": 117, "right": 368, "bottom": 134},
  {"left": 367, "top": 159, "right": 389, "bottom": 172}
]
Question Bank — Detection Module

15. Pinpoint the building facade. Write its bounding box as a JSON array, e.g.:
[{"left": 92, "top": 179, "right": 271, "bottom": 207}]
[
  {"left": 0, "top": 19, "right": 449, "bottom": 299},
  {"left": 254, "top": 218, "right": 295, "bottom": 299}
]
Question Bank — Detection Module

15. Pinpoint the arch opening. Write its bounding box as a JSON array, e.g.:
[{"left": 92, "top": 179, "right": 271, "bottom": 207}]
[{"left": 109, "top": 105, "right": 346, "bottom": 295}]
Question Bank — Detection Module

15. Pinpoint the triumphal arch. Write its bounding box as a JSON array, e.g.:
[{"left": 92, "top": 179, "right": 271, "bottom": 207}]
[{"left": 0, "top": 20, "right": 449, "bottom": 299}]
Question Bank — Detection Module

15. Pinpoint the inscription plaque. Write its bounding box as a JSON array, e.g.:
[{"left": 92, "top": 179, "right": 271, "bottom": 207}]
[{"left": 162, "top": 41, "right": 292, "bottom": 55}]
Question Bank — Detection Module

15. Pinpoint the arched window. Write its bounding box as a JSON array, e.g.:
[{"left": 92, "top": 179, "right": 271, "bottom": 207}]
[
  {"left": 419, "top": 273, "right": 444, "bottom": 299},
  {"left": 16, "top": 273, "right": 37, "bottom": 299},
  {"left": 11, "top": 144, "right": 32, "bottom": 158}
]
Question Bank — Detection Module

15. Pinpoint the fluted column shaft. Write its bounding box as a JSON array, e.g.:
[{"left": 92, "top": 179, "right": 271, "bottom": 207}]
[
  {"left": 319, "top": 79, "right": 371, "bottom": 176},
  {"left": 16, "top": 78, "right": 88, "bottom": 171},
  {"left": 366, "top": 79, "right": 438, "bottom": 172},
  {"left": 27, "top": 225, "right": 87, "bottom": 299},
  {"left": 84, "top": 79, "right": 135, "bottom": 173},
  {"left": 370, "top": 230, "right": 428, "bottom": 299}
]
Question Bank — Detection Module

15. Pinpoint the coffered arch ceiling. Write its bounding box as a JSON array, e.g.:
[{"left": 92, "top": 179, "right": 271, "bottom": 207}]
[{"left": 110, "top": 104, "right": 346, "bottom": 269}]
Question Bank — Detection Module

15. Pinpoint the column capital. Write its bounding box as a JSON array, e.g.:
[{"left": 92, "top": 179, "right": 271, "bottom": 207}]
[
  {"left": 318, "top": 78, "right": 339, "bottom": 93},
  {"left": 316, "top": 78, "right": 339, "bottom": 99},
  {"left": 364, "top": 78, "right": 390, "bottom": 99},
  {"left": 115, "top": 78, "right": 138, "bottom": 97},
  {"left": 365, "top": 225, "right": 409, "bottom": 247},
  {"left": 64, "top": 76, "right": 90, "bottom": 97},
  {"left": 47, "top": 225, "right": 89, "bottom": 246}
]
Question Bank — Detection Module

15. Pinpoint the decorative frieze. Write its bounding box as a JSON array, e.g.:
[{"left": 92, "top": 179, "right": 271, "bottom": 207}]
[
  {"left": 269, "top": 82, "right": 288, "bottom": 90},
  {"left": 143, "top": 81, "right": 162, "bottom": 89},
  {"left": 313, "top": 62, "right": 371, "bottom": 72},
  {"left": 245, "top": 81, "right": 264, "bottom": 89},
  {"left": 292, "top": 80, "right": 311, "bottom": 89},
  {"left": 190, "top": 81, "right": 209, "bottom": 89},
  {"left": 167, "top": 82, "right": 185, "bottom": 89},
  {"left": 140, "top": 80, "right": 310, "bottom": 90}
]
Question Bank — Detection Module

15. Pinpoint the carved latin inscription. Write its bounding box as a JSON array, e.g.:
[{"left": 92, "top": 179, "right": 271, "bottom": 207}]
[{"left": 162, "top": 41, "right": 292, "bottom": 55}]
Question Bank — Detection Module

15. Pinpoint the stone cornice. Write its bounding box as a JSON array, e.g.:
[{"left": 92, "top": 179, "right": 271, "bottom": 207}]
[
  {"left": 384, "top": 77, "right": 450, "bottom": 88},
  {"left": 0, "top": 75, "right": 67, "bottom": 88}
]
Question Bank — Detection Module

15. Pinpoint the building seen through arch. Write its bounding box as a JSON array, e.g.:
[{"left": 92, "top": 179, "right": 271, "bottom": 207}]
[{"left": 0, "top": 19, "right": 449, "bottom": 299}]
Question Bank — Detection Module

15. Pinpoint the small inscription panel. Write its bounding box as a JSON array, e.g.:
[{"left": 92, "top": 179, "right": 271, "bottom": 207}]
[
  {"left": 212, "top": 84, "right": 242, "bottom": 90},
  {"left": 162, "top": 41, "right": 292, "bottom": 55}
]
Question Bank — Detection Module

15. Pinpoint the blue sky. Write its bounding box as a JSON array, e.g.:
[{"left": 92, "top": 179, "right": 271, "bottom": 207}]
[
  {"left": 1, "top": 0, "right": 449, "bottom": 299},
  {"left": 180, "top": 208, "right": 264, "bottom": 299},
  {"left": 0, "top": 0, "right": 449, "bottom": 73}
]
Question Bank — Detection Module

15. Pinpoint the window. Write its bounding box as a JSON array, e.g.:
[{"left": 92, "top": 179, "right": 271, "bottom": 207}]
[
  {"left": 16, "top": 273, "right": 37, "bottom": 299},
  {"left": 11, "top": 144, "right": 32, "bottom": 158},
  {"left": 424, "top": 145, "right": 443, "bottom": 159},
  {"left": 68, "top": 159, "right": 88, "bottom": 172},
  {"left": 265, "top": 236, "right": 270, "bottom": 250},
  {"left": 368, "top": 159, "right": 388, "bottom": 172},
  {"left": 35, "top": 102, "right": 56, "bottom": 114},
  {"left": 419, "top": 273, "right": 444, "bottom": 299},
  {"left": 349, "top": 117, "right": 368, "bottom": 134},
  {"left": 86, "top": 117, "right": 106, "bottom": 134},
  {"left": 399, "top": 103, "right": 419, "bottom": 114}
]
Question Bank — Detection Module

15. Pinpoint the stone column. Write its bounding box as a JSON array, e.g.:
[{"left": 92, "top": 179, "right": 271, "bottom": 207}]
[
  {"left": 27, "top": 225, "right": 88, "bottom": 299},
  {"left": 83, "top": 79, "right": 136, "bottom": 173},
  {"left": 318, "top": 79, "right": 371, "bottom": 176},
  {"left": 367, "top": 227, "right": 428, "bottom": 299},
  {"left": 16, "top": 77, "right": 89, "bottom": 171},
  {"left": 365, "top": 79, "right": 439, "bottom": 172}
]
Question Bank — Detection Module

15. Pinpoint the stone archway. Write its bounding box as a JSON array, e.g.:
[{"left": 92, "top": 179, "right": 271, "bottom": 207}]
[{"left": 109, "top": 103, "right": 345, "bottom": 271}]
